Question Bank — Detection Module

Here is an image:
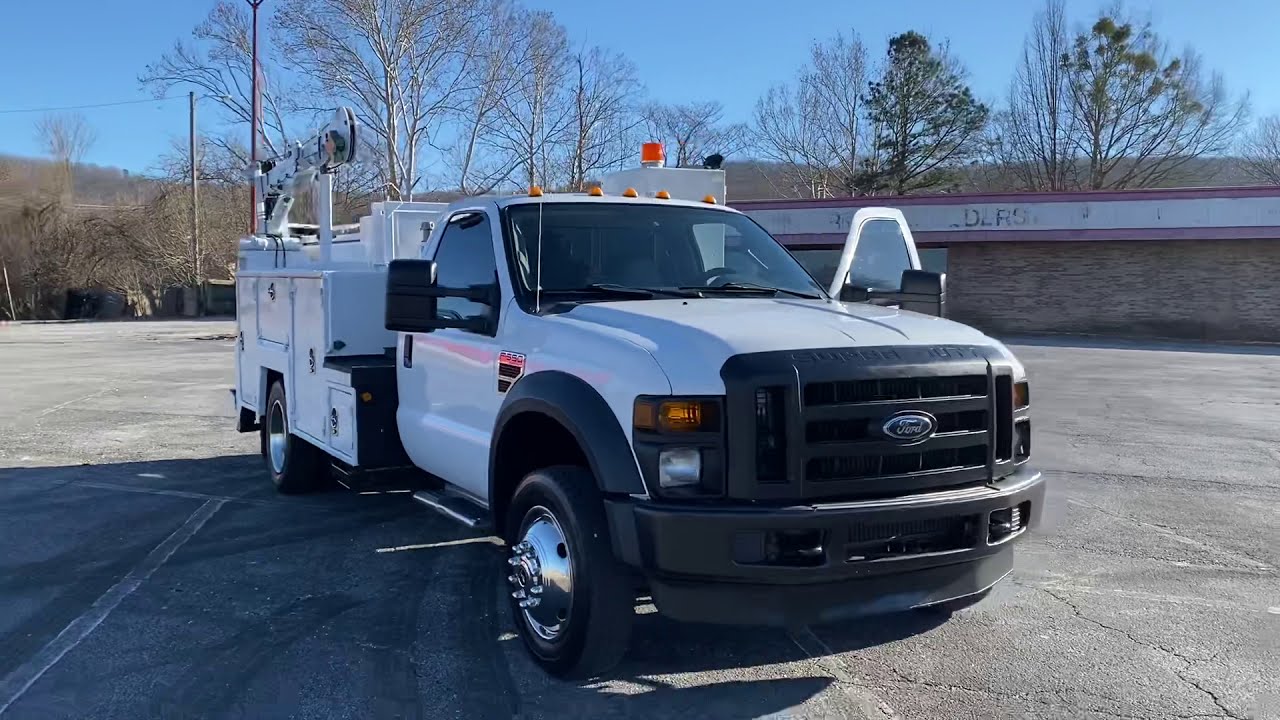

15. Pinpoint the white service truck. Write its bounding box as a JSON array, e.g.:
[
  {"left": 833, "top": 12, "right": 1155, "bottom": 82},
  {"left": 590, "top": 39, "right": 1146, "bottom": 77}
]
[{"left": 232, "top": 117, "right": 1043, "bottom": 679}]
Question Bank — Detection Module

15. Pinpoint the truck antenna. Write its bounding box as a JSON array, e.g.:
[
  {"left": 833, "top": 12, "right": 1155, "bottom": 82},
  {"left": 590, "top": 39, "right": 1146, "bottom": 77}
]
[{"left": 535, "top": 200, "right": 544, "bottom": 313}]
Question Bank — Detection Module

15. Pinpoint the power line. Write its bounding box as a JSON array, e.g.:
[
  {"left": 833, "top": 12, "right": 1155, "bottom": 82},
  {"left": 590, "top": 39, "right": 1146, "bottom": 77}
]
[{"left": 0, "top": 96, "right": 181, "bottom": 116}]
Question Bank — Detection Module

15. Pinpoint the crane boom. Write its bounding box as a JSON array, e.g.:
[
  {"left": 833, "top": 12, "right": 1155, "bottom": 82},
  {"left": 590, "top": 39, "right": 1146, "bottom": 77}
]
[{"left": 250, "top": 107, "right": 358, "bottom": 238}]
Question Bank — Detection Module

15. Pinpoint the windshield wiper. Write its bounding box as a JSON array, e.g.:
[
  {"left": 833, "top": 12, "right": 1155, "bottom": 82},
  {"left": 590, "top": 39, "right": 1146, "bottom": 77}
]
[
  {"left": 545, "top": 283, "right": 700, "bottom": 299},
  {"left": 682, "top": 282, "right": 821, "bottom": 300}
]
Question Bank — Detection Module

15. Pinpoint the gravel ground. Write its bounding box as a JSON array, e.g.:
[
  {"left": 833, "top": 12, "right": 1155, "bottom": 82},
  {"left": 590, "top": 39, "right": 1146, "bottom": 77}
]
[{"left": 0, "top": 320, "right": 1276, "bottom": 720}]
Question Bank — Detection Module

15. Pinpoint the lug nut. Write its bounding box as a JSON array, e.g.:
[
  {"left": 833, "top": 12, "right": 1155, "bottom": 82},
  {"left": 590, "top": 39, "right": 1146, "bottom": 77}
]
[
  {"left": 519, "top": 598, "right": 540, "bottom": 609},
  {"left": 529, "top": 585, "right": 543, "bottom": 595},
  {"left": 507, "top": 556, "right": 520, "bottom": 566},
  {"left": 517, "top": 541, "right": 532, "bottom": 553},
  {"left": 512, "top": 589, "right": 526, "bottom": 600},
  {"left": 507, "top": 574, "right": 518, "bottom": 585}
]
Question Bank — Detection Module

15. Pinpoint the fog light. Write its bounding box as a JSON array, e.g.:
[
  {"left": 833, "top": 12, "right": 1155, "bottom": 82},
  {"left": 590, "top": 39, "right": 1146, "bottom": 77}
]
[{"left": 658, "top": 447, "right": 701, "bottom": 488}]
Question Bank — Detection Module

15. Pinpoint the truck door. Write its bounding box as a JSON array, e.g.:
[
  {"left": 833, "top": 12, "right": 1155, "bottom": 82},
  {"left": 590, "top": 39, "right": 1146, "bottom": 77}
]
[
  {"left": 396, "top": 209, "right": 505, "bottom": 501},
  {"left": 825, "top": 207, "right": 923, "bottom": 299}
]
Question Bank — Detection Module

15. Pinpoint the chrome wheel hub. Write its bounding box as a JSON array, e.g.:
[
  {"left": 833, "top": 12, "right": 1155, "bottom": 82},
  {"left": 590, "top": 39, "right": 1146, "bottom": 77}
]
[
  {"left": 267, "top": 400, "right": 288, "bottom": 474},
  {"left": 507, "top": 508, "right": 573, "bottom": 641}
]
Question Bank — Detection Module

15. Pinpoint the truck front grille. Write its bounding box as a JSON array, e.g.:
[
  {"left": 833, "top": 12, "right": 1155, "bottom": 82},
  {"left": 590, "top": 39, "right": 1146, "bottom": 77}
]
[
  {"left": 722, "top": 345, "right": 1019, "bottom": 503},
  {"left": 790, "top": 375, "right": 992, "bottom": 498},
  {"left": 805, "top": 375, "right": 988, "bottom": 406},
  {"left": 807, "top": 444, "right": 989, "bottom": 482},
  {"left": 845, "top": 514, "right": 977, "bottom": 561}
]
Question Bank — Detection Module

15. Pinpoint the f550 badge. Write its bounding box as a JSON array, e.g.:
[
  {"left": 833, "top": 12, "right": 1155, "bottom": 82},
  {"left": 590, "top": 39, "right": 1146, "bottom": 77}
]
[{"left": 497, "top": 352, "right": 526, "bottom": 393}]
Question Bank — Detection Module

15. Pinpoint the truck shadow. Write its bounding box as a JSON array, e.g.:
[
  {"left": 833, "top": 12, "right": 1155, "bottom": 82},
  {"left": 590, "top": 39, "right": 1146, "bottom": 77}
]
[
  {"left": 493, "top": 599, "right": 947, "bottom": 718},
  {"left": 1, "top": 455, "right": 946, "bottom": 719},
  {"left": 495, "top": 566, "right": 949, "bottom": 718},
  {"left": 523, "top": 675, "right": 839, "bottom": 719}
]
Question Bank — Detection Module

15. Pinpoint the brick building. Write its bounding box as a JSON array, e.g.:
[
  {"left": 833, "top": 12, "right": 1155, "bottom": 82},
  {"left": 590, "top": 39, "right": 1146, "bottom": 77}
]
[{"left": 733, "top": 187, "right": 1280, "bottom": 343}]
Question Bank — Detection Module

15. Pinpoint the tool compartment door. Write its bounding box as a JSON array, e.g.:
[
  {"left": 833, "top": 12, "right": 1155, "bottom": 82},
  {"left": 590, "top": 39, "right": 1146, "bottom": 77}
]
[
  {"left": 256, "top": 278, "right": 291, "bottom": 347},
  {"left": 236, "top": 278, "right": 260, "bottom": 409},
  {"left": 290, "top": 278, "right": 328, "bottom": 443},
  {"left": 327, "top": 386, "right": 356, "bottom": 462}
]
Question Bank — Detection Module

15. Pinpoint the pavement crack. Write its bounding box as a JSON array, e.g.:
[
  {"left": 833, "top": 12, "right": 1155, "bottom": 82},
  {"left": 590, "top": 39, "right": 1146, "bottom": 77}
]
[
  {"left": 1039, "top": 588, "right": 1246, "bottom": 720},
  {"left": 1066, "top": 497, "right": 1273, "bottom": 571},
  {"left": 1047, "top": 468, "right": 1280, "bottom": 496},
  {"left": 868, "top": 677, "right": 1151, "bottom": 720}
]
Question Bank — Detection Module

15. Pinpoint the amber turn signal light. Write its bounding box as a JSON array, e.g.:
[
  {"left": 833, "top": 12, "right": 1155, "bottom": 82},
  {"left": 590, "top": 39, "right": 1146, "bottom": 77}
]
[{"left": 634, "top": 398, "right": 720, "bottom": 433}]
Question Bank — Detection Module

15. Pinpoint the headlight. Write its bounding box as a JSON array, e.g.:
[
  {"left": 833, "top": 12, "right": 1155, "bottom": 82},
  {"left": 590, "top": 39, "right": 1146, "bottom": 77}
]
[
  {"left": 633, "top": 396, "right": 724, "bottom": 497},
  {"left": 658, "top": 447, "right": 702, "bottom": 488}
]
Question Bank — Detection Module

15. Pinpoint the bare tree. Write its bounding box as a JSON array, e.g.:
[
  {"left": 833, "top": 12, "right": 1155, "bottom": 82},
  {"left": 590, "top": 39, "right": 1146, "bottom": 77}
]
[
  {"left": 140, "top": 1, "right": 292, "bottom": 159},
  {"left": 35, "top": 113, "right": 96, "bottom": 198},
  {"left": 482, "top": 9, "right": 572, "bottom": 190},
  {"left": 442, "top": 0, "right": 524, "bottom": 194},
  {"left": 1062, "top": 13, "right": 1249, "bottom": 189},
  {"left": 275, "top": 0, "right": 485, "bottom": 200},
  {"left": 1240, "top": 115, "right": 1280, "bottom": 184},
  {"left": 645, "top": 101, "right": 748, "bottom": 169},
  {"left": 963, "top": 111, "right": 1027, "bottom": 192},
  {"left": 753, "top": 30, "right": 869, "bottom": 197},
  {"left": 562, "top": 46, "right": 644, "bottom": 191},
  {"left": 1003, "top": 0, "right": 1075, "bottom": 190}
]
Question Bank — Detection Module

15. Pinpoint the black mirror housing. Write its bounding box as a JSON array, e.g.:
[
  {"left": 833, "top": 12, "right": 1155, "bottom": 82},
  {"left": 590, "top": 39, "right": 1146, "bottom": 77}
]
[
  {"left": 838, "top": 269, "right": 947, "bottom": 318},
  {"left": 386, "top": 259, "right": 439, "bottom": 333},
  {"left": 898, "top": 269, "right": 946, "bottom": 318},
  {"left": 839, "top": 284, "right": 869, "bottom": 303},
  {"left": 385, "top": 259, "right": 499, "bottom": 333}
]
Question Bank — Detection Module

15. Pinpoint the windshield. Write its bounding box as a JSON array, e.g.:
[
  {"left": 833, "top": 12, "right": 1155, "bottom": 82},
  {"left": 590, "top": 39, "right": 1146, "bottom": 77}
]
[{"left": 502, "top": 203, "right": 826, "bottom": 302}]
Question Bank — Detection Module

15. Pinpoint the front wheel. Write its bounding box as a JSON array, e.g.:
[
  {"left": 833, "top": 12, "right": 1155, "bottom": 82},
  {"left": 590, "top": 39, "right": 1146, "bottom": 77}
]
[{"left": 504, "top": 465, "right": 634, "bottom": 680}]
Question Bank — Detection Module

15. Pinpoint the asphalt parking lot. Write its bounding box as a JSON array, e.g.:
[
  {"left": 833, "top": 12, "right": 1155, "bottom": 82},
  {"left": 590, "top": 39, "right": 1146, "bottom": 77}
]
[{"left": 0, "top": 320, "right": 1277, "bottom": 720}]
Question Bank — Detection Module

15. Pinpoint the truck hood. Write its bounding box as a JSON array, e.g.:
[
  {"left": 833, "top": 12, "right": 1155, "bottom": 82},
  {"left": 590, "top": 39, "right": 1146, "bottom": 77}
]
[{"left": 550, "top": 297, "right": 1002, "bottom": 394}]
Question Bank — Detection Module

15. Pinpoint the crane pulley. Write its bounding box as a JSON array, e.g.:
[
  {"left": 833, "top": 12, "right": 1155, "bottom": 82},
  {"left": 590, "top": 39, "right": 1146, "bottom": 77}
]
[{"left": 250, "top": 107, "right": 358, "bottom": 238}]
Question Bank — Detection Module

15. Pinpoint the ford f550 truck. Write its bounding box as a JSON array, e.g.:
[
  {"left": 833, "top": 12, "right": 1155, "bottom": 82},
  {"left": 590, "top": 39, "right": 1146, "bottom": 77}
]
[{"left": 232, "top": 118, "right": 1043, "bottom": 678}]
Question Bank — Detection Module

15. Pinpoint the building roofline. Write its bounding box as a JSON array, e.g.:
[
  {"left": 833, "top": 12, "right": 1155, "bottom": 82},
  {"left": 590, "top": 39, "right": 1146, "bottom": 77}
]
[{"left": 731, "top": 184, "right": 1280, "bottom": 209}]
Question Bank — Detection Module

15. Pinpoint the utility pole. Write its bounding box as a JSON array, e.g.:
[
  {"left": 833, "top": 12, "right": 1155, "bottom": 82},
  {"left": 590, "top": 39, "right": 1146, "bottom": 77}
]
[
  {"left": 2, "top": 262, "right": 15, "bottom": 322},
  {"left": 248, "top": 0, "right": 265, "bottom": 235},
  {"left": 189, "top": 91, "right": 201, "bottom": 285}
]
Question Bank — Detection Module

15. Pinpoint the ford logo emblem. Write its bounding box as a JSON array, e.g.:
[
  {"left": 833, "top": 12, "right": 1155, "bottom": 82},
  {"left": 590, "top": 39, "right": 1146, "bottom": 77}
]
[{"left": 882, "top": 411, "right": 936, "bottom": 443}]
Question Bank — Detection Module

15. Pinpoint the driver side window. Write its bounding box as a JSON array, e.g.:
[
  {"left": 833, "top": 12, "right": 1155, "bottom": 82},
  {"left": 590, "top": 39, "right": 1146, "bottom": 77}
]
[{"left": 433, "top": 212, "right": 498, "bottom": 329}]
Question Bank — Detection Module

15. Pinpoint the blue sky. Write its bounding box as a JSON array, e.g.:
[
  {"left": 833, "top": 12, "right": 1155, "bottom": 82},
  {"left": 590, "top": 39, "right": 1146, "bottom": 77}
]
[{"left": 2, "top": 0, "right": 1277, "bottom": 174}]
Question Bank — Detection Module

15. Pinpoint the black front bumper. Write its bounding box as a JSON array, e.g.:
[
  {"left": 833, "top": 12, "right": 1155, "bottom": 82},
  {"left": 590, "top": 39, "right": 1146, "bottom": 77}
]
[{"left": 605, "top": 466, "right": 1044, "bottom": 626}]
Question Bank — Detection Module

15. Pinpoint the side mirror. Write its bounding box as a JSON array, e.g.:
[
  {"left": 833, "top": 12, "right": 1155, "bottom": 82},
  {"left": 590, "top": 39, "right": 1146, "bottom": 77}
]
[
  {"left": 385, "top": 259, "right": 498, "bottom": 333},
  {"left": 898, "top": 269, "right": 946, "bottom": 318},
  {"left": 839, "top": 284, "right": 869, "bottom": 303},
  {"left": 837, "top": 269, "right": 947, "bottom": 318}
]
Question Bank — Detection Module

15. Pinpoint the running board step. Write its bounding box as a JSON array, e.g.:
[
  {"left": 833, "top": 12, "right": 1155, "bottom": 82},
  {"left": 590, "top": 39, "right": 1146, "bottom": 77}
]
[{"left": 412, "top": 489, "right": 490, "bottom": 530}]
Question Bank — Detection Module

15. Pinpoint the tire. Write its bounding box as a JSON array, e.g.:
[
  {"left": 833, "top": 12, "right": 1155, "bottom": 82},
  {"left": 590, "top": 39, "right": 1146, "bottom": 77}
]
[
  {"left": 504, "top": 465, "right": 634, "bottom": 680},
  {"left": 917, "top": 587, "right": 992, "bottom": 616},
  {"left": 261, "top": 380, "right": 326, "bottom": 495}
]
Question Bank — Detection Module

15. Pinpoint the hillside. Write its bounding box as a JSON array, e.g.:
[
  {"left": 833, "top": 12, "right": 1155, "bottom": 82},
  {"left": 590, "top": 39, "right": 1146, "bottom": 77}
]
[
  {"left": 0, "top": 152, "right": 1269, "bottom": 210},
  {"left": 0, "top": 153, "right": 161, "bottom": 209}
]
